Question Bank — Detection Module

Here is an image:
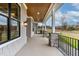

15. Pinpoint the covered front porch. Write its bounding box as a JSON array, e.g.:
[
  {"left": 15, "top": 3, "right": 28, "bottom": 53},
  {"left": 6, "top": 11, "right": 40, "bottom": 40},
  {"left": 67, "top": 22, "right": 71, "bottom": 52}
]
[
  {"left": 0, "top": 3, "right": 79, "bottom": 56},
  {"left": 16, "top": 34, "right": 63, "bottom": 56}
]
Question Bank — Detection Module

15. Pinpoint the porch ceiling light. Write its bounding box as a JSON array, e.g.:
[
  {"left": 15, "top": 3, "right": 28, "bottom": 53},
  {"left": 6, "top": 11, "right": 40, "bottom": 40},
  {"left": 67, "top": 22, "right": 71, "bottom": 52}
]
[{"left": 37, "top": 12, "right": 40, "bottom": 15}]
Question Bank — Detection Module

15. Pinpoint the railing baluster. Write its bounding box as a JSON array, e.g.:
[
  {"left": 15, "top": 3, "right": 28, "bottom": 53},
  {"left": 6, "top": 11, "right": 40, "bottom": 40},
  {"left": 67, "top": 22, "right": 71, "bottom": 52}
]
[
  {"left": 66, "top": 37, "right": 67, "bottom": 55},
  {"left": 78, "top": 40, "right": 79, "bottom": 56},
  {"left": 69, "top": 37, "right": 71, "bottom": 56},
  {"left": 72, "top": 38, "right": 73, "bottom": 56},
  {"left": 58, "top": 35, "right": 59, "bottom": 48},
  {"left": 75, "top": 39, "right": 76, "bottom": 56},
  {"left": 68, "top": 38, "right": 70, "bottom": 56},
  {"left": 67, "top": 37, "right": 68, "bottom": 55}
]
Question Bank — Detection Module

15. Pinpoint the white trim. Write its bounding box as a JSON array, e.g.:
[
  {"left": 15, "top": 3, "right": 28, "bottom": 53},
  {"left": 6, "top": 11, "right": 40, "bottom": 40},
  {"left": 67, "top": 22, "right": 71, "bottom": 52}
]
[
  {"left": 43, "top": 3, "right": 54, "bottom": 23},
  {"left": 23, "top": 3, "right": 28, "bottom": 10},
  {"left": 27, "top": 16, "right": 34, "bottom": 22},
  {"left": 0, "top": 37, "right": 21, "bottom": 49},
  {"left": 43, "top": 3, "right": 63, "bottom": 23},
  {"left": 53, "top": 3, "right": 63, "bottom": 12},
  {"left": 0, "top": 12, "right": 8, "bottom": 17}
]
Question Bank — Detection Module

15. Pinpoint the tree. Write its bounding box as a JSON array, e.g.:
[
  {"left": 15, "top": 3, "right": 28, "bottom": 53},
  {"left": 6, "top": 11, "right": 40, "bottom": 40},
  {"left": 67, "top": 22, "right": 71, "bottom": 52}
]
[{"left": 61, "top": 15, "right": 67, "bottom": 30}]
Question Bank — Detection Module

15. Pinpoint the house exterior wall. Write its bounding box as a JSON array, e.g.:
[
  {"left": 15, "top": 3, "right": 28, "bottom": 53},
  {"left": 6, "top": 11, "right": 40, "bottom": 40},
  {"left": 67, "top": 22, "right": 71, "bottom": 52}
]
[{"left": 0, "top": 4, "right": 27, "bottom": 56}]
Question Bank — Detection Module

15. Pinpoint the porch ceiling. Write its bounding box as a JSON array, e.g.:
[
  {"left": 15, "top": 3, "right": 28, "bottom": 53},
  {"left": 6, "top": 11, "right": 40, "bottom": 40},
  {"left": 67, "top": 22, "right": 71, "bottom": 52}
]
[{"left": 26, "top": 3, "right": 51, "bottom": 22}]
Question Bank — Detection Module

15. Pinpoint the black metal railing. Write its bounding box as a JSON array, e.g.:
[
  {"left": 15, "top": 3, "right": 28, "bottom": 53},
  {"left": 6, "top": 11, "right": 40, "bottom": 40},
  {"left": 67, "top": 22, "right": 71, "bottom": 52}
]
[{"left": 58, "top": 34, "right": 79, "bottom": 56}]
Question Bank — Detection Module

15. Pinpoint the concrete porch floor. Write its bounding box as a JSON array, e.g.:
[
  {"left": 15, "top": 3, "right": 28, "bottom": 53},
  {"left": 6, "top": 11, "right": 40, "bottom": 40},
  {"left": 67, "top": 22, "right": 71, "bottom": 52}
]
[{"left": 16, "top": 34, "right": 63, "bottom": 56}]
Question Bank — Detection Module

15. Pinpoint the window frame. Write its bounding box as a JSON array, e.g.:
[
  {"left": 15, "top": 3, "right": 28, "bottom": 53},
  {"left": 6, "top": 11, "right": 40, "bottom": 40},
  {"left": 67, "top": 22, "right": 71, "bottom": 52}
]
[
  {"left": 0, "top": 14, "right": 8, "bottom": 44},
  {"left": 9, "top": 3, "right": 20, "bottom": 40},
  {"left": 10, "top": 18, "right": 20, "bottom": 40},
  {"left": 0, "top": 3, "right": 20, "bottom": 45}
]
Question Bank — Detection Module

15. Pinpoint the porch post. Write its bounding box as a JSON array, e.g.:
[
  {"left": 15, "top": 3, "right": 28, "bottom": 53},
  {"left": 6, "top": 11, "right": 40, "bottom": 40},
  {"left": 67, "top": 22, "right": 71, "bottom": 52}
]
[
  {"left": 42, "top": 23, "right": 43, "bottom": 34},
  {"left": 35, "top": 23, "right": 38, "bottom": 34},
  {"left": 51, "top": 9, "right": 55, "bottom": 33},
  {"left": 44, "top": 23, "right": 46, "bottom": 31},
  {"left": 43, "top": 23, "right": 46, "bottom": 37}
]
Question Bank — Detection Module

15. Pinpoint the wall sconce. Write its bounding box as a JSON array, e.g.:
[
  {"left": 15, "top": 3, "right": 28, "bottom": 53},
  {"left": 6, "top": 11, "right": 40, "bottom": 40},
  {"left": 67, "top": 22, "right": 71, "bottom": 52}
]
[
  {"left": 24, "top": 22, "right": 28, "bottom": 27},
  {"left": 22, "top": 20, "right": 28, "bottom": 27}
]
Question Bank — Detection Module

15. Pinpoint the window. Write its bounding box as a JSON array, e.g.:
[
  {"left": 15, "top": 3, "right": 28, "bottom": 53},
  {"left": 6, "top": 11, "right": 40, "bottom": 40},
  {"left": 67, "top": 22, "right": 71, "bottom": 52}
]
[
  {"left": 0, "top": 15, "right": 8, "bottom": 43},
  {"left": 10, "top": 4, "right": 20, "bottom": 39},
  {"left": 0, "top": 4, "right": 8, "bottom": 15},
  {"left": 10, "top": 19, "right": 20, "bottom": 39},
  {"left": 11, "top": 4, "right": 20, "bottom": 20},
  {"left": 0, "top": 3, "right": 8, "bottom": 43},
  {"left": 0, "top": 3, "right": 20, "bottom": 44}
]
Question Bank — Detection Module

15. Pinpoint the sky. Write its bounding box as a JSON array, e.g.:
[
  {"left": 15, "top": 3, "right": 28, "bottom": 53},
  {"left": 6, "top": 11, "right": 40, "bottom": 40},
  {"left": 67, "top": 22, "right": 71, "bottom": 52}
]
[
  {"left": 46, "top": 3, "right": 79, "bottom": 27},
  {"left": 46, "top": 16, "right": 52, "bottom": 26},
  {"left": 0, "top": 15, "right": 7, "bottom": 25},
  {"left": 55, "top": 3, "right": 79, "bottom": 26},
  {"left": 0, "top": 15, "right": 17, "bottom": 26}
]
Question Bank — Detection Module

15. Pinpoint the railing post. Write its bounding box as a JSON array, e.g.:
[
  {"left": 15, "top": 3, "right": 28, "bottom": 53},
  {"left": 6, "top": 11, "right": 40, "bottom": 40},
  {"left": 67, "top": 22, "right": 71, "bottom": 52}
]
[
  {"left": 78, "top": 40, "right": 79, "bottom": 56},
  {"left": 58, "top": 35, "right": 59, "bottom": 48}
]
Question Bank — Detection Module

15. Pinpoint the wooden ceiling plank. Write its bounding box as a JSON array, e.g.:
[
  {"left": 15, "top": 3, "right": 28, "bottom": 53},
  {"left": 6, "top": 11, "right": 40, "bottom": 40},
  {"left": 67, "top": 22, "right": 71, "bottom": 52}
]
[{"left": 26, "top": 3, "right": 51, "bottom": 22}]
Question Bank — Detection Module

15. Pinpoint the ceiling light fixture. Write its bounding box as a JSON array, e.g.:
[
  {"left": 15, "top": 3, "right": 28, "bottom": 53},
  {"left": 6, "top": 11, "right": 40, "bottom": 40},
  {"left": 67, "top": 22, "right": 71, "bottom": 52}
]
[{"left": 37, "top": 12, "right": 40, "bottom": 15}]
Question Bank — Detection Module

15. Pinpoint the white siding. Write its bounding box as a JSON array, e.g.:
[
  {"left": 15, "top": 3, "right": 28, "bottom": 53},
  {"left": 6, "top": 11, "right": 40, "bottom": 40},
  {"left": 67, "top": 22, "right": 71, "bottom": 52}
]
[{"left": 0, "top": 4, "right": 27, "bottom": 56}]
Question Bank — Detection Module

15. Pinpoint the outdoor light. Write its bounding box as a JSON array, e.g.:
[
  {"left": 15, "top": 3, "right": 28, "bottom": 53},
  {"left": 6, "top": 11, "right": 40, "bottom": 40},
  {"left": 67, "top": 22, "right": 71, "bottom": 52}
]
[
  {"left": 37, "top": 12, "right": 40, "bottom": 15},
  {"left": 22, "top": 20, "right": 28, "bottom": 27},
  {"left": 24, "top": 22, "right": 28, "bottom": 27}
]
